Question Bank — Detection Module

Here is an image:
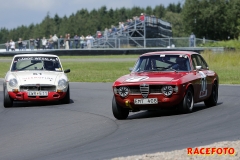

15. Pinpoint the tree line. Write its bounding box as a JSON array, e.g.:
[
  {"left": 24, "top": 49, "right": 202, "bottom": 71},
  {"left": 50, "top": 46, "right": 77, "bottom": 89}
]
[{"left": 0, "top": 0, "right": 239, "bottom": 44}]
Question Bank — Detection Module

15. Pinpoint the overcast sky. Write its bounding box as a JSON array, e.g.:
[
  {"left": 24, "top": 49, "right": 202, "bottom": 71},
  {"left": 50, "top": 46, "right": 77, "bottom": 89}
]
[{"left": 0, "top": 0, "right": 184, "bottom": 29}]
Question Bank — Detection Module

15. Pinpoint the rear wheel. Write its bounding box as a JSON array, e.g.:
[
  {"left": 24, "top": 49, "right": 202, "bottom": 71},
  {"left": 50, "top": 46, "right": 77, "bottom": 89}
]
[
  {"left": 60, "top": 86, "right": 70, "bottom": 104},
  {"left": 180, "top": 88, "right": 194, "bottom": 113},
  {"left": 112, "top": 96, "right": 129, "bottom": 120},
  {"left": 204, "top": 83, "right": 218, "bottom": 107},
  {"left": 4, "top": 86, "right": 13, "bottom": 108}
]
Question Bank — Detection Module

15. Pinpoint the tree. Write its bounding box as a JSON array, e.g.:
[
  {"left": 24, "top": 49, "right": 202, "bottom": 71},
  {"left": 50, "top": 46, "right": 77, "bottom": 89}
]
[
  {"left": 163, "top": 11, "right": 186, "bottom": 37},
  {"left": 182, "top": 0, "right": 240, "bottom": 40},
  {"left": 145, "top": 6, "right": 153, "bottom": 16}
]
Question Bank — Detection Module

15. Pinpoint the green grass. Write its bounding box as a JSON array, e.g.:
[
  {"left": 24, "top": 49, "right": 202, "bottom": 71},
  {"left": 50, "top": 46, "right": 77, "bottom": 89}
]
[
  {"left": 201, "top": 51, "right": 240, "bottom": 84},
  {"left": 64, "top": 61, "right": 134, "bottom": 82},
  {"left": 201, "top": 39, "right": 240, "bottom": 49},
  {"left": 1, "top": 52, "right": 240, "bottom": 84}
]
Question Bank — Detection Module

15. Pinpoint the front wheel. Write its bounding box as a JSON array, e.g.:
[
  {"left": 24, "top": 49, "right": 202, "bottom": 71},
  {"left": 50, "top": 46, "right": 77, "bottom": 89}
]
[
  {"left": 60, "top": 86, "right": 70, "bottom": 104},
  {"left": 112, "top": 96, "right": 129, "bottom": 120},
  {"left": 180, "top": 88, "right": 194, "bottom": 113},
  {"left": 4, "top": 87, "right": 13, "bottom": 108},
  {"left": 204, "top": 83, "right": 218, "bottom": 107}
]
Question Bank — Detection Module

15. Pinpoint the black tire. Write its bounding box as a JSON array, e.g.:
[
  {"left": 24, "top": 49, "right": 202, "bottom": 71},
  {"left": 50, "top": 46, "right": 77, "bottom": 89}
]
[
  {"left": 204, "top": 83, "right": 218, "bottom": 107},
  {"left": 180, "top": 88, "right": 194, "bottom": 113},
  {"left": 112, "top": 96, "right": 129, "bottom": 120},
  {"left": 3, "top": 86, "right": 13, "bottom": 108},
  {"left": 60, "top": 86, "right": 70, "bottom": 104}
]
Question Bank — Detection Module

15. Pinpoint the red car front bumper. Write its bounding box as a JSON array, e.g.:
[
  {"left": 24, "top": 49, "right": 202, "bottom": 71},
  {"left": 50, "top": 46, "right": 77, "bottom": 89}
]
[{"left": 115, "top": 94, "right": 184, "bottom": 110}]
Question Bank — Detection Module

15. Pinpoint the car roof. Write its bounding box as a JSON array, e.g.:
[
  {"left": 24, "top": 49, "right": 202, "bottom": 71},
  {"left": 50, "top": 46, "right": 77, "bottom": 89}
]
[
  {"left": 140, "top": 51, "right": 198, "bottom": 57},
  {"left": 13, "top": 54, "right": 59, "bottom": 58}
]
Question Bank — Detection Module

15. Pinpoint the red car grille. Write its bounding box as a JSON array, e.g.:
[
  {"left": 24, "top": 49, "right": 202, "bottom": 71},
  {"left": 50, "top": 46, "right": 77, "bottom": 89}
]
[{"left": 129, "top": 85, "right": 162, "bottom": 94}]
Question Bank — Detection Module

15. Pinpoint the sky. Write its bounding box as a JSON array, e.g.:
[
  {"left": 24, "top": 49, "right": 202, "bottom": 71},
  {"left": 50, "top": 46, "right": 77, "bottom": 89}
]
[{"left": 0, "top": 0, "right": 184, "bottom": 30}]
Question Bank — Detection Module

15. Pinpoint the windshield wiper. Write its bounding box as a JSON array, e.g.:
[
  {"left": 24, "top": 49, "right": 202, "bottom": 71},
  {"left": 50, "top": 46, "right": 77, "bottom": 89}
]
[{"left": 165, "top": 67, "right": 178, "bottom": 72}]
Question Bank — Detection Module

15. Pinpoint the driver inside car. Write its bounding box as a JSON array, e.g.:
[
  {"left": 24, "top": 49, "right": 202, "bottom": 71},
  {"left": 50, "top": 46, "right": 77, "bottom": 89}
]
[
  {"left": 172, "top": 57, "right": 188, "bottom": 71},
  {"left": 43, "top": 61, "right": 55, "bottom": 71}
]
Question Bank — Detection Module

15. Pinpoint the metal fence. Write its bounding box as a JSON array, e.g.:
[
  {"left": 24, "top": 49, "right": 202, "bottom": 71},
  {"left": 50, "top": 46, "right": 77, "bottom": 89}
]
[{"left": 0, "top": 37, "right": 217, "bottom": 51}]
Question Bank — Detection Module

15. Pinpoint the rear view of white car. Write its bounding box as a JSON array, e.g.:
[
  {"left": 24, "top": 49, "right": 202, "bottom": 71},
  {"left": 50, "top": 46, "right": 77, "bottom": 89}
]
[{"left": 3, "top": 54, "right": 71, "bottom": 107}]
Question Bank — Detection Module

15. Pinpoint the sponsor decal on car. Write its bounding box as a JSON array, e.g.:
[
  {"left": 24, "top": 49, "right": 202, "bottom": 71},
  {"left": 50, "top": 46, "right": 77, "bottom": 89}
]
[
  {"left": 199, "top": 71, "right": 207, "bottom": 98},
  {"left": 125, "top": 76, "right": 149, "bottom": 82}
]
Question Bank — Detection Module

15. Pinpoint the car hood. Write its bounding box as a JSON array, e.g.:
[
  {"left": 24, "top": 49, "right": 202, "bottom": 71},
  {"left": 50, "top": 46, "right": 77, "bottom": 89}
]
[
  {"left": 11, "top": 71, "right": 63, "bottom": 85},
  {"left": 115, "top": 72, "right": 187, "bottom": 84}
]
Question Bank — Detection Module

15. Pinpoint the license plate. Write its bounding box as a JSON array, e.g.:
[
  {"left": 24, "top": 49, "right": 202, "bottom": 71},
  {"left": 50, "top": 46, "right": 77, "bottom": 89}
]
[
  {"left": 134, "top": 98, "right": 158, "bottom": 105},
  {"left": 28, "top": 91, "right": 48, "bottom": 96}
]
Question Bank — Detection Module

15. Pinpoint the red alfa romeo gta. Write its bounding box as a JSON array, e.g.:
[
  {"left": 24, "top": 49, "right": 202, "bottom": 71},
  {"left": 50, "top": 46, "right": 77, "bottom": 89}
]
[{"left": 112, "top": 51, "right": 219, "bottom": 119}]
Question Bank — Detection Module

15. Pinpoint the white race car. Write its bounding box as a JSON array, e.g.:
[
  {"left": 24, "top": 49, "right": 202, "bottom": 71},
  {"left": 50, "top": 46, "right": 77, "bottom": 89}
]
[{"left": 3, "top": 54, "right": 70, "bottom": 107}]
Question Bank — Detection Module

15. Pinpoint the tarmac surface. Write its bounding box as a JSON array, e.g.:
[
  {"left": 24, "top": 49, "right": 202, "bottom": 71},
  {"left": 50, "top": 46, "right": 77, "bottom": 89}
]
[{"left": 0, "top": 81, "right": 240, "bottom": 160}]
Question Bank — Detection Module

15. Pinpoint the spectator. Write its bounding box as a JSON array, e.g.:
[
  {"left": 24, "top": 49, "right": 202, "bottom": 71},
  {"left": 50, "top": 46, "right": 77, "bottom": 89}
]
[
  {"left": 86, "top": 35, "right": 94, "bottom": 49},
  {"left": 118, "top": 22, "right": 124, "bottom": 34},
  {"left": 64, "top": 34, "right": 69, "bottom": 49},
  {"left": 42, "top": 37, "right": 47, "bottom": 50},
  {"left": 22, "top": 41, "right": 27, "bottom": 50},
  {"left": 9, "top": 39, "right": 15, "bottom": 51},
  {"left": 30, "top": 38, "right": 35, "bottom": 50},
  {"left": 127, "top": 19, "right": 132, "bottom": 26},
  {"left": 111, "top": 25, "right": 117, "bottom": 35},
  {"left": 108, "top": 28, "right": 112, "bottom": 35},
  {"left": 189, "top": 32, "right": 195, "bottom": 47},
  {"left": 80, "top": 35, "right": 85, "bottom": 49},
  {"left": 46, "top": 40, "right": 50, "bottom": 49},
  {"left": 104, "top": 28, "right": 108, "bottom": 40},
  {"left": 139, "top": 13, "right": 145, "bottom": 21},
  {"left": 48, "top": 35, "right": 54, "bottom": 49},
  {"left": 5, "top": 41, "right": 10, "bottom": 51},
  {"left": 35, "top": 38, "right": 41, "bottom": 50},
  {"left": 52, "top": 34, "right": 58, "bottom": 49},
  {"left": 18, "top": 38, "right": 23, "bottom": 51},
  {"left": 67, "top": 33, "right": 72, "bottom": 49},
  {"left": 90, "top": 35, "right": 94, "bottom": 47},
  {"left": 133, "top": 16, "right": 140, "bottom": 23},
  {"left": 59, "top": 35, "right": 64, "bottom": 49},
  {"left": 74, "top": 34, "right": 79, "bottom": 49},
  {"left": 97, "top": 31, "right": 102, "bottom": 38}
]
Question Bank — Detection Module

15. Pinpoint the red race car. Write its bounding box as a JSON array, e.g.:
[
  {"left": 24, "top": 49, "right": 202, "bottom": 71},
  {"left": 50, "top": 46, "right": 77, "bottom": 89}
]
[{"left": 112, "top": 51, "right": 219, "bottom": 119}]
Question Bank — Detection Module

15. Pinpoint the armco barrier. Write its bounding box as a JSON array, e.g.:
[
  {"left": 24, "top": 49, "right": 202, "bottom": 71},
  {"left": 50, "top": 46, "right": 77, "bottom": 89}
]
[{"left": 0, "top": 47, "right": 207, "bottom": 56}]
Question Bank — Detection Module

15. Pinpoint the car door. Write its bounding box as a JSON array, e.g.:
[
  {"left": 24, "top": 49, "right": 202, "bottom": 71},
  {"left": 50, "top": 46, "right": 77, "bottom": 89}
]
[
  {"left": 197, "top": 54, "right": 215, "bottom": 97},
  {"left": 191, "top": 54, "right": 209, "bottom": 101},
  {"left": 193, "top": 54, "right": 213, "bottom": 100}
]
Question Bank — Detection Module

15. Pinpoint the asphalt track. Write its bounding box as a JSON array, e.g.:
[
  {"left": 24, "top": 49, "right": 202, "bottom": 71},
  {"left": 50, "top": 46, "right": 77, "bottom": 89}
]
[{"left": 0, "top": 81, "right": 240, "bottom": 160}]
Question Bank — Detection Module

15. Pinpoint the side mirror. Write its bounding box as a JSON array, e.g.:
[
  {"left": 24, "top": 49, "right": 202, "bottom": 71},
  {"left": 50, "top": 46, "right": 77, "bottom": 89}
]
[
  {"left": 129, "top": 67, "right": 133, "bottom": 72},
  {"left": 196, "top": 66, "right": 202, "bottom": 71},
  {"left": 64, "top": 69, "right": 70, "bottom": 73}
]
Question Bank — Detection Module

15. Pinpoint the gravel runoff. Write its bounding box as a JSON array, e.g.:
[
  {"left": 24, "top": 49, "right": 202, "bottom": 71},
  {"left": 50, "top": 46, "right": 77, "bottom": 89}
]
[{"left": 112, "top": 140, "right": 239, "bottom": 160}]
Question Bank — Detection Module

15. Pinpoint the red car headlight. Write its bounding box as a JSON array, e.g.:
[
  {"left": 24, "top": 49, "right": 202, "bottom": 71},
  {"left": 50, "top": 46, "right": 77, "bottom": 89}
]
[
  {"left": 118, "top": 86, "right": 129, "bottom": 98},
  {"left": 161, "top": 85, "right": 173, "bottom": 96}
]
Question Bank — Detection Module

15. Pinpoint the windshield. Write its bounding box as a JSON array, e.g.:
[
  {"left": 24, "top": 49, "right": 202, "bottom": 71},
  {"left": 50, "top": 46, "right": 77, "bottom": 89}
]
[
  {"left": 11, "top": 56, "right": 63, "bottom": 72},
  {"left": 132, "top": 54, "right": 191, "bottom": 72}
]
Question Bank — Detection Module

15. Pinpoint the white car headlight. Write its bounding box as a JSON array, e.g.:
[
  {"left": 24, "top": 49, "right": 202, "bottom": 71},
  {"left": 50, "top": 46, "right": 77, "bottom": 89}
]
[
  {"left": 161, "top": 85, "right": 173, "bottom": 96},
  {"left": 118, "top": 86, "right": 129, "bottom": 97},
  {"left": 58, "top": 79, "right": 67, "bottom": 89},
  {"left": 9, "top": 78, "right": 18, "bottom": 87}
]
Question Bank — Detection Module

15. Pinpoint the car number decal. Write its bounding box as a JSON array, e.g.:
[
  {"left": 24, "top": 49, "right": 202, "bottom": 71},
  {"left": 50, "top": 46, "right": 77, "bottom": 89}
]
[
  {"left": 199, "top": 71, "right": 207, "bottom": 98},
  {"left": 125, "top": 76, "right": 149, "bottom": 82}
]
